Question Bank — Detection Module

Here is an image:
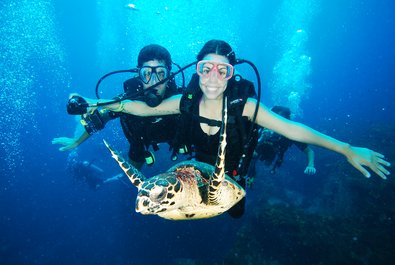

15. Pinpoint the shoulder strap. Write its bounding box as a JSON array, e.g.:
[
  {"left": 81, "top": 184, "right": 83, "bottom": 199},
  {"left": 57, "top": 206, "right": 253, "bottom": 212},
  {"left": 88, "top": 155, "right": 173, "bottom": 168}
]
[{"left": 225, "top": 76, "right": 259, "bottom": 178}]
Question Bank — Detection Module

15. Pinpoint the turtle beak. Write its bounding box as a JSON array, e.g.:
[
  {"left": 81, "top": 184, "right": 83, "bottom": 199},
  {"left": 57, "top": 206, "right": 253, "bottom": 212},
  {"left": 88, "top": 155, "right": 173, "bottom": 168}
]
[{"left": 135, "top": 197, "right": 161, "bottom": 215}]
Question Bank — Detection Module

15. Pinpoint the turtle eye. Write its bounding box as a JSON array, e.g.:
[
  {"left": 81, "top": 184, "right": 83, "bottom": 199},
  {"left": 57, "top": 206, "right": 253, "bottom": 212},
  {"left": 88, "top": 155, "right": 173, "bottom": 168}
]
[{"left": 149, "top": 186, "right": 167, "bottom": 202}]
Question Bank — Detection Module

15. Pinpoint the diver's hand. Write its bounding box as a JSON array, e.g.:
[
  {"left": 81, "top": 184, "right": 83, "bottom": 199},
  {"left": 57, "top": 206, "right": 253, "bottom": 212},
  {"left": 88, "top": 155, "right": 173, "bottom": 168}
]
[
  {"left": 304, "top": 166, "right": 316, "bottom": 175},
  {"left": 51, "top": 137, "right": 79, "bottom": 151},
  {"left": 345, "top": 146, "right": 391, "bottom": 179}
]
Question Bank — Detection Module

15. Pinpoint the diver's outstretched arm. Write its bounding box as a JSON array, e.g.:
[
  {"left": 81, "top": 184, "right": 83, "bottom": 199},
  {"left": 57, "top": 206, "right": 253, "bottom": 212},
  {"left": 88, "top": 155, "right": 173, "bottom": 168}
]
[
  {"left": 244, "top": 99, "right": 391, "bottom": 179},
  {"left": 52, "top": 131, "right": 91, "bottom": 152},
  {"left": 84, "top": 94, "right": 182, "bottom": 116},
  {"left": 103, "top": 173, "right": 124, "bottom": 183}
]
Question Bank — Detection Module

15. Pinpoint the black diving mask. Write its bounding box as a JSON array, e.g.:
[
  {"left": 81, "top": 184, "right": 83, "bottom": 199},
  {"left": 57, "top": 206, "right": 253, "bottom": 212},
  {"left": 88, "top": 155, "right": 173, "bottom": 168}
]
[{"left": 139, "top": 65, "right": 169, "bottom": 84}]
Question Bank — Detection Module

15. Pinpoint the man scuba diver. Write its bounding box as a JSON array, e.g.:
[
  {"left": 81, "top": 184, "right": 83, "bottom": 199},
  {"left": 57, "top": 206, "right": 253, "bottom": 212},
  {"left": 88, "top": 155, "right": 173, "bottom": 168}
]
[
  {"left": 67, "top": 152, "right": 123, "bottom": 190},
  {"left": 52, "top": 44, "right": 183, "bottom": 169}
]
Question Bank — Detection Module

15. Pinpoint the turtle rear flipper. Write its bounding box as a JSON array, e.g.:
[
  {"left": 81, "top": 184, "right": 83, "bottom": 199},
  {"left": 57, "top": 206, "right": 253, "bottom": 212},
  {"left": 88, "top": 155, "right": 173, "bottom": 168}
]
[{"left": 103, "top": 139, "right": 146, "bottom": 188}]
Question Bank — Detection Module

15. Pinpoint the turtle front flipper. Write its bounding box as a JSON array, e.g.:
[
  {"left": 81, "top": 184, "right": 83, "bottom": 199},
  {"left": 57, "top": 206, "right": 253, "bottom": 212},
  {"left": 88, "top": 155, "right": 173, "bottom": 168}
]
[
  {"left": 208, "top": 97, "right": 228, "bottom": 205},
  {"left": 103, "top": 140, "right": 146, "bottom": 188}
]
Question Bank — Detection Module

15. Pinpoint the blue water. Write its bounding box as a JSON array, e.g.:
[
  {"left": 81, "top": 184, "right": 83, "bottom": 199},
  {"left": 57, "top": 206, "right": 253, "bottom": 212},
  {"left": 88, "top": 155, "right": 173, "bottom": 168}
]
[{"left": 1, "top": 0, "right": 394, "bottom": 264}]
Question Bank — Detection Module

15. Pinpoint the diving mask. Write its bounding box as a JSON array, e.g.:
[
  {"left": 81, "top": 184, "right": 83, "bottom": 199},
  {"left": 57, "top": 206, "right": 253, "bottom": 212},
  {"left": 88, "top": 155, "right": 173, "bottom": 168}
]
[
  {"left": 139, "top": 65, "right": 169, "bottom": 84},
  {"left": 196, "top": 60, "right": 234, "bottom": 81}
]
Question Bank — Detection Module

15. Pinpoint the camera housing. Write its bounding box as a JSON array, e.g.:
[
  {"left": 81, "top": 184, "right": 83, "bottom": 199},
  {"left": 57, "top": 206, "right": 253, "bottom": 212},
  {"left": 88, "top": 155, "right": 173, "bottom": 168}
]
[
  {"left": 80, "top": 109, "right": 106, "bottom": 135},
  {"left": 67, "top": 95, "right": 89, "bottom": 115}
]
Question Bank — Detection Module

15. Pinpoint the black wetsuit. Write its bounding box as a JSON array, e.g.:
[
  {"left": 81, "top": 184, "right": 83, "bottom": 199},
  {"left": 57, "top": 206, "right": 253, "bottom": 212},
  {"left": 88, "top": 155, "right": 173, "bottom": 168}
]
[
  {"left": 69, "top": 161, "right": 104, "bottom": 190},
  {"left": 83, "top": 77, "right": 181, "bottom": 164},
  {"left": 119, "top": 110, "right": 179, "bottom": 163}
]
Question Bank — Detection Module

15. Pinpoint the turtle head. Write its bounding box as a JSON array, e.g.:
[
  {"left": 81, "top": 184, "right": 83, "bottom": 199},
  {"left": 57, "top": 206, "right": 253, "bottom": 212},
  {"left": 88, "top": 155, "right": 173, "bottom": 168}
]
[{"left": 135, "top": 173, "right": 182, "bottom": 215}]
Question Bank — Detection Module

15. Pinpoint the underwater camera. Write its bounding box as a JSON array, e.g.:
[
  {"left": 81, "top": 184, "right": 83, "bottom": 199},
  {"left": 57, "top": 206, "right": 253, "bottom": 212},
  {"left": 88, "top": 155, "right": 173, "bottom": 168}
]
[{"left": 67, "top": 95, "right": 89, "bottom": 115}]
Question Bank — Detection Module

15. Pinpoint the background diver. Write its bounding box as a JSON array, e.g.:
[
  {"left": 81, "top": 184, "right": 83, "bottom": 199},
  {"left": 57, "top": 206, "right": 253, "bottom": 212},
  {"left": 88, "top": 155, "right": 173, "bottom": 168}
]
[
  {"left": 248, "top": 106, "right": 316, "bottom": 186},
  {"left": 67, "top": 151, "right": 123, "bottom": 190}
]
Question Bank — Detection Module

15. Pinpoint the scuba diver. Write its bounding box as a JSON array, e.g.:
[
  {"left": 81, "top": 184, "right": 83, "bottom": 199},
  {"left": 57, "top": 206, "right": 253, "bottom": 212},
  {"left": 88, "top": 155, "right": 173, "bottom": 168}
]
[
  {"left": 247, "top": 106, "right": 316, "bottom": 186},
  {"left": 65, "top": 40, "right": 390, "bottom": 219},
  {"left": 52, "top": 44, "right": 184, "bottom": 169},
  {"left": 67, "top": 151, "right": 123, "bottom": 190}
]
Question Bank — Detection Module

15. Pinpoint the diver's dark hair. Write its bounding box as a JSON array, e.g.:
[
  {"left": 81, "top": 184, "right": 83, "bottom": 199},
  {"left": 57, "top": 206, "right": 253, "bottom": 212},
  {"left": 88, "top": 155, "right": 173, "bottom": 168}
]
[
  {"left": 271, "top": 106, "right": 291, "bottom": 120},
  {"left": 197, "top": 40, "right": 236, "bottom": 65},
  {"left": 137, "top": 44, "right": 172, "bottom": 71}
]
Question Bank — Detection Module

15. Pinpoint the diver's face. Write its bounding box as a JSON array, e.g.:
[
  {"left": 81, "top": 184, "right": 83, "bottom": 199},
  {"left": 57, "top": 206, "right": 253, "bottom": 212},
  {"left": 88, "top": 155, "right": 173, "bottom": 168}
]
[
  {"left": 198, "top": 54, "right": 231, "bottom": 100},
  {"left": 140, "top": 60, "right": 169, "bottom": 98}
]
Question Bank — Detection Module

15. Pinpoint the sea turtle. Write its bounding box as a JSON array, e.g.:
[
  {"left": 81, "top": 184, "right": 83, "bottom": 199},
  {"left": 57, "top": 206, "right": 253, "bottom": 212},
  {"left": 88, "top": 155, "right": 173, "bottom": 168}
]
[{"left": 103, "top": 98, "right": 245, "bottom": 220}]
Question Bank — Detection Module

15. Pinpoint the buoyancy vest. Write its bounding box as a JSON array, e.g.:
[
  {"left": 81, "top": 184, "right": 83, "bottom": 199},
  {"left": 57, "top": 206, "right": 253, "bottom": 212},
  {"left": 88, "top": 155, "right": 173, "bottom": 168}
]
[
  {"left": 119, "top": 77, "right": 182, "bottom": 161},
  {"left": 81, "top": 76, "right": 182, "bottom": 163},
  {"left": 177, "top": 74, "right": 259, "bottom": 179}
]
